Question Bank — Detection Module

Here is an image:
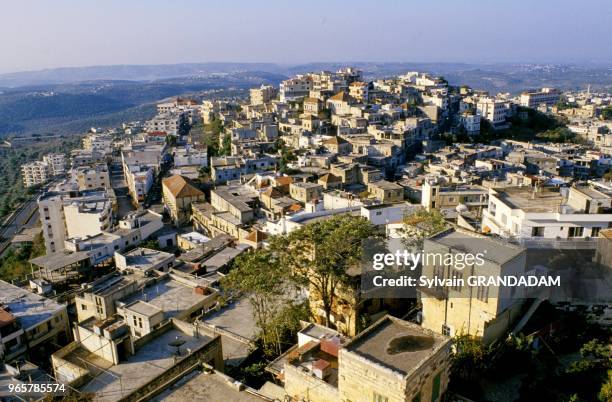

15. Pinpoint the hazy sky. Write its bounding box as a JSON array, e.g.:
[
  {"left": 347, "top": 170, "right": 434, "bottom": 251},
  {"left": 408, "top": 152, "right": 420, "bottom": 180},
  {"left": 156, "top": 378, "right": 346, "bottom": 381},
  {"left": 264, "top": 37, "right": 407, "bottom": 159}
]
[{"left": 1, "top": 0, "right": 611, "bottom": 74}]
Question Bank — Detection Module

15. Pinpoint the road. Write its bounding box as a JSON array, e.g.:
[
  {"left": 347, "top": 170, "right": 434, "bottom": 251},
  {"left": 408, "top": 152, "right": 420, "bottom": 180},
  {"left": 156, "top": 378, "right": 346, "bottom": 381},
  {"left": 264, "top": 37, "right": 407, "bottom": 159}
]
[
  {"left": 0, "top": 197, "right": 39, "bottom": 256},
  {"left": 110, "top": 162, "right": 136, "bottom": 219}
]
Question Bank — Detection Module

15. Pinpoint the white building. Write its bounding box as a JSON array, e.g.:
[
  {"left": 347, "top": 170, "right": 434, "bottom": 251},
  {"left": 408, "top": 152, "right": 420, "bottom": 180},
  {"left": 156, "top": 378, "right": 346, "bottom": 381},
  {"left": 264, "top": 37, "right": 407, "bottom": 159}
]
[
  {"left": 482, "top": 185, "right": 612, "bottom": 247},
  {"left": 476, "top": 98, "right": 509, "bottom": 129},
  {"left": 38, "top": 190, "right": 113, "bottom": 253},
  {"left": 43, "top": 153, "right": 66, "bottom": 176},
  {"left": 280, "top": 76, "right": 313, "bottom": 102},
  {"left": 519, "top": 88, "right": 561, "bottom": 109},
  {"left": 174, "top": 146, "right": 208, "bottom": 168}
]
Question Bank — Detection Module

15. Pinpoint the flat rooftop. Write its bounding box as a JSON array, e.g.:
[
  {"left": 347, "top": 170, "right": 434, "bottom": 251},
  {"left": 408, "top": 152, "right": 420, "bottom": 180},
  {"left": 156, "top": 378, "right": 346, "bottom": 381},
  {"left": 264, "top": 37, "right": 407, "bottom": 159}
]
[
  {"left": 152, "top": 369, "right": 268, "bottom": 402},
  {"left": 343, "top": 316, "right": 449, "bottom": 376},
  {"left": 119, "top": 277, "right": 208, "bottom": 318},
  {"left": 121, "top": 248, "right": 174, "bottom": 270},
  {"left": 428, "top": 229, "right": 524, "bottom": 265},
  {"left": 495, "top": 186, "right": 563, "bottom": 212},
  {"left": 30, "top": 250, "right": 90, "bottom": 271},
  {"left": 201, "top": 297, "right": 258, "bottom": 341},
  {"left": 0, "top": 281, "right": 65, "bottom": 331},
  {"left": 77, "top": 327, "right": 213, "bottom": 401}
]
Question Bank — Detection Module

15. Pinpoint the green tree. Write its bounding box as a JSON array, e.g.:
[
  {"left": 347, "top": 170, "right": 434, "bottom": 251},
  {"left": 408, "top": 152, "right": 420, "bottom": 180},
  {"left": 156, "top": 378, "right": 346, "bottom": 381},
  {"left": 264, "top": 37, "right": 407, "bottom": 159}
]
[
  {"left": 272, "top": 215, "right": 377, "bottom": 327},
  {"left": 221, "top": 248, "right": 292, "bottom": 352}
]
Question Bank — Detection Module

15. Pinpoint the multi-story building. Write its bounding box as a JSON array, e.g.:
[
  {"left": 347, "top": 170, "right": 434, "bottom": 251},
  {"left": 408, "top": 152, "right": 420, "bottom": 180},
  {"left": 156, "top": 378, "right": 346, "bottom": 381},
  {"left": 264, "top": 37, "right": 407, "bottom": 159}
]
[
  {"left": 75, "top": 163, "right": 111, "bottom": 190},
  {"left": 460, "top": 111, "right": 481, "bottom": 134},
  {"left": 124, "top": 165, "right": 154, "bottom": 206},
  {"left": 482, "top": 185, "right": 612, "bottom": 246},
  {"left": 38, "top": 190, "right": 113, "bottom": 253},
  {"left": 279, "top": 75, "right": 313, "bottom": 102},
  {"left": 21, "top": 161, "right": 51, "bottom": 187},
  {"left": 274, "top": 316, "right": 452, "bottom": 402},
  {"left": 250, "top": 84, "right": 277, "bottom": 105},
  {"left": 348, "top": 81, "right": 369, "bottom": 102},
  {"left": 289, "top": 182, "right": 323, "bottom": 204},
  {"left": 421, "top": 229, "right": 527, "bottom": 344},
  {"left": 145, "top": 112, "right": 186, "bottom": 136},
  {"left": 368, "top": 180, "right": 404, "bottom": 203},
  {"left": 0, "top": 280, "right": 70, "bottom": 363},
  {"left": 421, "top": 181, "right": 488, "bottom": 213},
  {"left": 173, "top": 146, "right": 208, "bottom": 167},
  {"left": 519, "top": 88, "right": 561, "bottom": 108},
  {"left": 476, "top": 97, "right": 509, "bottom": 129},
  {"left": 42, "top": 153, "right": 66, "bottom": 176},
  {"left": 162, "top": 175, "right": 205, "bottom": 226}
]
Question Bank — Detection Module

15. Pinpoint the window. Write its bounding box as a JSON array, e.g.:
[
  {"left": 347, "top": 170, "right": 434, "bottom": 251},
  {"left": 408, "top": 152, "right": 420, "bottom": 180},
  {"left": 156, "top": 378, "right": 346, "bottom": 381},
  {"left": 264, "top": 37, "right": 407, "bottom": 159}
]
[
  {"left": 568, "top": 227, "right": 584, "bottom": 238},
  {"left": 441, "top": 325, "right": 451, "bottom": 336},
  {"left": 81, "top": 304, "right": 87, "bottom": 311},
  {"left": 477, "top": 285, "right": 489, "bottom": 302},
  {"left": 431, "top": 372, "right": 441, "bottom": 402},
  {"left": 373, "top": 393, "right": 388, "bottom": 402},
  {"left": 592, "top": 227, "right": 601, "bottom": 237},
  {"left": 531, "top": 227, "right": 545, "bottom": 237},
  {"left": 450, "top": 270, "right": 463, "bottom": 291}
]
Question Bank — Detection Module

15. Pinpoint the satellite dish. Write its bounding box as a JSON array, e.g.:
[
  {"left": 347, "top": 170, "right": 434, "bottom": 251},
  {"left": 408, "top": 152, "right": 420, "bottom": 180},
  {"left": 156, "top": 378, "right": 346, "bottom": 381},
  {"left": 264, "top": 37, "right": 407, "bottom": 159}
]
[{"left": 456, "top": 204, "right": 468, "bottom": 213}]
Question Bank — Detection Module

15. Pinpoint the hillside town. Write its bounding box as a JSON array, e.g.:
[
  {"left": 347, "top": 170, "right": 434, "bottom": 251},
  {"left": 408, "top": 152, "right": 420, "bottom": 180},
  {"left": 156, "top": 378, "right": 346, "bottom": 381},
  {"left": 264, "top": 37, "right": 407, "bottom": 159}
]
[{"left": 2, "top": 67, "right": 612, "bottom": 402}]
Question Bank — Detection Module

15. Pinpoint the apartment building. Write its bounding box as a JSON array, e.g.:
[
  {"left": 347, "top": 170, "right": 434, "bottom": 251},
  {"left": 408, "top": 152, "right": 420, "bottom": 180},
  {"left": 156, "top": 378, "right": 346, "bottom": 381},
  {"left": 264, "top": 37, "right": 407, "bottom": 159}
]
[
  {"left": 482, "top": 185, "right": 612, "bottom": 246},
  {"left": 42, "top": 153, "right": 66, "bottom": 176},
  {"left": 421, "top": 180, "right": 488, "bottom": 212},
  {"left": 174, "top": 146, "right": 208, "bottom": 167},
  {"left": 21, "top": 161, "right": 51, "bottom": 187},
  {"left": 75, "top": 163, "right": 111, "bottom": 190},
  {"left": 250, "top": 84, "right": 277, "bottom": 105},
  {"left": 279, "top": 75, "right": 314, "bottom": 102},
  {"left": 38, "top": 190, "right": 113, "bottom": 253},
  {"left": 476, "top": 97, "right": 509, "bottom": 129},
  {"left": 367, "top": 180, "right": 404, "bottom": 203},
  {"left": 519, "top": 88, "right": 561, "bottom": 108},
  {"left": 0, "top": 280, "right": 70, "bottom": 363},
  {"left": 124, "top": 165, "right": 154, "bottom": 206},
  {"left": 421, "top": 229, "right": 527, "bottom": 344}
]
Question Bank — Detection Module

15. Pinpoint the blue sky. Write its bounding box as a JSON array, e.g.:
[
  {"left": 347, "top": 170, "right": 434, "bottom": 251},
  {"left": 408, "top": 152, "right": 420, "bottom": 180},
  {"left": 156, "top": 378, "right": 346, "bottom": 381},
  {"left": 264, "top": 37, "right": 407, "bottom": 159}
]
[{"left": 1, "top": 0, "right": 610, "bottom": 73}]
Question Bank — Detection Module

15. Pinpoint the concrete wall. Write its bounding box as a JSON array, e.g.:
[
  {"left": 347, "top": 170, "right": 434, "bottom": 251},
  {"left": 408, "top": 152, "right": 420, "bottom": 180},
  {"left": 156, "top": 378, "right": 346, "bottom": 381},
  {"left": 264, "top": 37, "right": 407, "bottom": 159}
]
[{"left": 283, "top": 363, "right": 340, "bottom": 402}]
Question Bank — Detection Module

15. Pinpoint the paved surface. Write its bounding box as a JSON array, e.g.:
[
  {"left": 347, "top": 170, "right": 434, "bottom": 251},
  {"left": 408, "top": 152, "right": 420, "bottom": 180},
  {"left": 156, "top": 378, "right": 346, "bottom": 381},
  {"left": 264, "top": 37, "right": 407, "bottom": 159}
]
[
  {"left": 0, "top": 197, "right": 39, "bottom": 256},
  {"left": 110, "top": 162, "right": 136, "bottom": 219}
]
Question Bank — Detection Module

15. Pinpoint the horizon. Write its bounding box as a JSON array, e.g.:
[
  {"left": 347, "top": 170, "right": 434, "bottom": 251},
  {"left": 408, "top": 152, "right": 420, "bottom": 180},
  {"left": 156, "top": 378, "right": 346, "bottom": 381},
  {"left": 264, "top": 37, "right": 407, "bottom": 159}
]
[
  {"left": 2, "top": 59, "right": 612, "bottom": 77},
  {"left": 1, "top": 0, "right": 611, "bottom": 75}
]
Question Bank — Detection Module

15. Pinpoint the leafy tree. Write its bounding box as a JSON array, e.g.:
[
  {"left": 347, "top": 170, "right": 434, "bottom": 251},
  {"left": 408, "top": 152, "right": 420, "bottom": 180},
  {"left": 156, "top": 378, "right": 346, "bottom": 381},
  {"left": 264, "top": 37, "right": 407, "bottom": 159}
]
[
  {"left": 221, "top": 248, "right": 293, "bottom": 352},
  {"left": 220, "top": 134, "right": 232, "bottom": 156},
  {"left": 271, "top": 215, "right": 377, "bottom": 328},
  {"left": 599, "top": 370, "right": 612, "bottom": 402}
]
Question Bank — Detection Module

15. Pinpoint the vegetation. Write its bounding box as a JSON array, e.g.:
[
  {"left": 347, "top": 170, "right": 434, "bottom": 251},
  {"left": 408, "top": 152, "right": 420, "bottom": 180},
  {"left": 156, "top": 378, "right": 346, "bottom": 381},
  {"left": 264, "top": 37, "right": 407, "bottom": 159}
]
[
  {"left": 221, "top": 248, "right": 306, "bottom": 356},
  {"left": 271, "top": 215, "right": 378, "bottom": 327},
  {"left": 401, "top": 208, "right": 449, "bottom": 248},
  {"left": 442, "top": 107, "right": 569, "bottom": 145},
  {"left": 0, "top": 136, "right": 81, "bottom": 220},
  {"left": 601, "top": 106, "right": 612, "bottom": 121},
  {"left": 0, "top": 232, "right": 46, "bottom": 281},
  {"left": 449, "top": 306, "right": 612, "bottom": 402}
]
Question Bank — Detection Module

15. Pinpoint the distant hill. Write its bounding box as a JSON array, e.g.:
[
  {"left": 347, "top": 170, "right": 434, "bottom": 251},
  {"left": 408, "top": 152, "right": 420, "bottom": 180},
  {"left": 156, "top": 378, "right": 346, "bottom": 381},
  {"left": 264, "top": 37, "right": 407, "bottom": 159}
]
[
  {"left": 0, "top": 71, "right": 287, "bottom": 137},
  {"left": 0, "top": 63, "right": 287, "bottom": 87}
]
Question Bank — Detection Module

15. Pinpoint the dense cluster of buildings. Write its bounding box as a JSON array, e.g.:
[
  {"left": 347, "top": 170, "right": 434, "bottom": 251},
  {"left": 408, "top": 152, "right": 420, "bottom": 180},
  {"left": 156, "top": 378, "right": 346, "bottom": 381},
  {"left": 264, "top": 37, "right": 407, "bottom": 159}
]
[{"left": 8, "top": 68, "right": 611, "bottom": 401}]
